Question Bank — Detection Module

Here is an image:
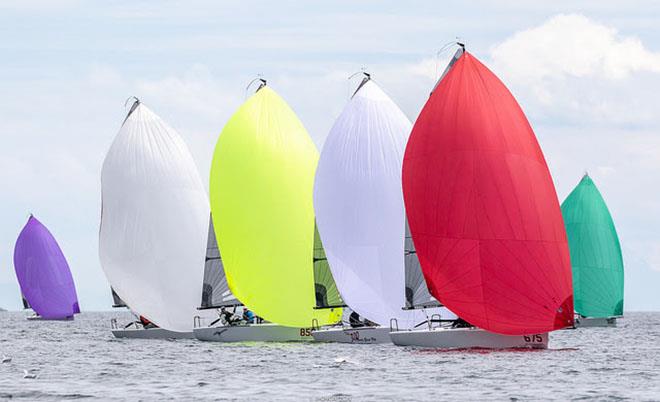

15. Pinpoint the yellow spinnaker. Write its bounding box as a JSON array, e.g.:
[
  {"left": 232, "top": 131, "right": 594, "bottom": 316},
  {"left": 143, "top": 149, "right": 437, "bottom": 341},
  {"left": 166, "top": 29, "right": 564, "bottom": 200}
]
[{"left": 210, "top": 86, "right": 342, "bottom": 327}]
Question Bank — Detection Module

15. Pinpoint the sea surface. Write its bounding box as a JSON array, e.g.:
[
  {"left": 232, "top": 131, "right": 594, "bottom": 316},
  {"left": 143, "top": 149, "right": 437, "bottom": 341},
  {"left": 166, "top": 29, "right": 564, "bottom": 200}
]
[{"left": 0, "top": 311, "right": 658, "bottom": 401}]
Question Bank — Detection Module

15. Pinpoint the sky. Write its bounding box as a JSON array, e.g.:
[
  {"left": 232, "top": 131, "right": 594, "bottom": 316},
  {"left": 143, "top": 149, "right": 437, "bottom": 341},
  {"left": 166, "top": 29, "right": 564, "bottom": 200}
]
[{"left": 0, "top": 1, "right": 659, "bottom": 311}]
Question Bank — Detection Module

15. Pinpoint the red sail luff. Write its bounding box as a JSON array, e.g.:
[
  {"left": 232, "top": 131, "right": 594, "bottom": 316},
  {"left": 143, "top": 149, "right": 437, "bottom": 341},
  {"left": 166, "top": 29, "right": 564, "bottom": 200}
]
[{"left": 402, "top": 51, "right": 574, "bottom": 335}]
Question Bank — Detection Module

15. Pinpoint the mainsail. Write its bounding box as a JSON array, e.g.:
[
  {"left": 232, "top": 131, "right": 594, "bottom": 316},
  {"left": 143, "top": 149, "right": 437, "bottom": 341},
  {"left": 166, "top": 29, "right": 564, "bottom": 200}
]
[
  {"left": 13, "top": 215, "right": 80, "bottom": 319},
  {"left": 21, "top": 294, "right": 31, "bottom": 310},
  {"left": 111, "top": 287, "right": 127, "bottom": 308},
  {"left": 199, "top": 214, "right": 240, "bottom": 309},
  {"left": 209, "top": 84, "right": 342, "bottom": 327},
  {"left": 404, "top": 220, "right": 440, "bottom": 310},
  {"left": 314, "top": 77, "right": 438, "bottom": 328},
  {"left": 99, "top": 99, "right": 208, "bottom": 332},
  {"left": 313, "top": 223, "right": 344, "bottom": 309},
  {"left": 561, "top": 174, "right": 624, "bottom": 318},
  {"left": 402, "top": 51, "right": 574, "bottom": 335}
]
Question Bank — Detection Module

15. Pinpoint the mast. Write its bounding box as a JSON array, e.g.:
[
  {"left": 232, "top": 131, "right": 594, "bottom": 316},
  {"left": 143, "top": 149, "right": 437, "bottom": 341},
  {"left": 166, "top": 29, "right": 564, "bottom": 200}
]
[
  {"left": 122, "top": 96, "right": 141, "bottom": 125},
  {"left": 349, "top": 71, "right": 371, "bottom": 98},
  {"left": 400, "top": 45, "right": 462, "bottom": 314},
  {"left": 245, "top": 78, "right": 267, "bottom": 96},
  {"left": 431, "top": 44, "right": 464, "bottom": 95}
]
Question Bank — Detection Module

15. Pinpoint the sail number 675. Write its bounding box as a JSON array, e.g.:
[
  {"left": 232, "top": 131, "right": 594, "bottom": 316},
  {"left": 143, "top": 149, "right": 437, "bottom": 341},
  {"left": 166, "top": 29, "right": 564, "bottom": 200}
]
[{"left": 523, "top": 334, "right": 543, "bottom": 343}]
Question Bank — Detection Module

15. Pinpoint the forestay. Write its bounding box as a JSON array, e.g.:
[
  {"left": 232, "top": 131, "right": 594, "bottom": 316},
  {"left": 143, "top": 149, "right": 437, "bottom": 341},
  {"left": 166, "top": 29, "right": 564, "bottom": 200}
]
[
  {"left": 403, "top": 52, "right": 574, "bottom": 335},
  {"left": 209, "top": 85, "right": 342, "bottom": 328},
  {"left": 314, "top": 79, "right": 438, "bottom": 328},
  {"left": 561, "top": 174, "right": 624, "bottom": 318},
  {"left": 100, "top": 100, "right": 208, "bottom": 332},
  {"left": 200, "top": 215, "right": 240, "bottom": 309},
  {"left": 14, "top": 215, "right": 80, "bottom": 319}
]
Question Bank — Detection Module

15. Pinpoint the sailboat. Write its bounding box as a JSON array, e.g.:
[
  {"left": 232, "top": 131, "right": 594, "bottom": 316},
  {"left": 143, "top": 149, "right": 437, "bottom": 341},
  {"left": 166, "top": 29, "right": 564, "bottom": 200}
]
[
  {"left": 100, "top": 98, "right": 207, "bottom": 339},
  {"left": 193, "top": 214, "right": 312, "bottom": 341},
  {"left": 108, "top": 285, "right": 194, "bottom": 339},
  {"left": 311, "top": 75, "right": 451, "bottom": 344},
  {"left": 390, "top": 46, "right": 574, "bottom": 349},
  {"left": 562, "top": 174, "right": 624, "bottom": 327},
  {"left": 201, "top": 80, "right": 342, "bottom": 342},
  {"left": 13, "top": 215, "right": 80, "bottom": 321}
]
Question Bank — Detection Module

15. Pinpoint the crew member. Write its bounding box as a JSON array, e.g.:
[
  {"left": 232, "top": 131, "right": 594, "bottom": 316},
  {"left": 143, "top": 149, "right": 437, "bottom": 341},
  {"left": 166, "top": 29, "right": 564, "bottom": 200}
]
[
  {"left": 220, "top": 307, "right": 239, "bottom": 325},
  {"left": 349, "top": 311, "right": 364, "bottom": 328},
  {"left": 139, "top": 315, "right": 157, "bottom": 329},
  {"left": 243, "top": 308, "right": 255, "bottom": 324},
  {"left": 451, "top": 317, "right": 473, "bottom": 328}
]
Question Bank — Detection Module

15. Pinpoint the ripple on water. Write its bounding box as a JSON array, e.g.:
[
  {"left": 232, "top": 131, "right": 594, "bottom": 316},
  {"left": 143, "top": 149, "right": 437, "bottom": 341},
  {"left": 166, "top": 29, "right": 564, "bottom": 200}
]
[{"left": 0, "top": 311, "right": 658, "bottom": 400}]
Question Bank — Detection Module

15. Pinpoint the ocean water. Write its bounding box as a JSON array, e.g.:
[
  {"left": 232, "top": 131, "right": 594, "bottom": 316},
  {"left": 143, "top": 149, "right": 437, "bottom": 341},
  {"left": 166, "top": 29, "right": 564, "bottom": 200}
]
[{"left": 0, "top": 311, "right": 658, "bottom": 401}]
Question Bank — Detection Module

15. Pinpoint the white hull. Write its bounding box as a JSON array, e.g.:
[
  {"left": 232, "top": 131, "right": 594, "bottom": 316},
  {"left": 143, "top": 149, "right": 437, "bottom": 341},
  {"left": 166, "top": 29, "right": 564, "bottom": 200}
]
[
  {"left": 390, "top": 327, "right": 548, "bottom": 350},
  {"left": 575, "top": 316, "right": 617, "bottom": 328},
  {"left": 112, "top": 328, "right": 194, "bottom": 339},
  {"left": 26, "top": 315, "right": 74, "bottom": 321},
  {"left": 312, "top": 326, "right": 391, "bottom": 344},
  {"left": 194, "top": 323, "right": 312, "bottom": 342}
]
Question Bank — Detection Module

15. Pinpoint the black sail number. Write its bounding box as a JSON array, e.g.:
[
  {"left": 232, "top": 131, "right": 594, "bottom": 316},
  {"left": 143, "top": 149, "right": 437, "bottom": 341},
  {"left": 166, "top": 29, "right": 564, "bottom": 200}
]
[{"left": 523, "top": 334, "right": 544, "bottom": 343}]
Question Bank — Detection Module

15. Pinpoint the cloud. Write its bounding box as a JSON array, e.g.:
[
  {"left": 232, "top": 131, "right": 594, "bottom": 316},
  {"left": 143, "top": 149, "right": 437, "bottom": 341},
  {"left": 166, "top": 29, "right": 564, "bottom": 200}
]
[
  {"left": 622, "top": 246, "right": 660, "bottom": 310},
  {"left": 407, "top": 52, "right": 457, "bottom": 82},
  {"left": 0, "top": 0, "right": 81, "bottom": 11},
  {"left": 491, "top": 14, "right": 660, "bottom": 81},
  {"left": 136, "top": 64, "right": 232, "bottom": 120},
  {"left": 651, "top": 243, "right": 660, "bottom": 272},
  {"left": 87, "top": 64, "right": 125, "bottom": 88},
  {"left": 487, "top": 14, "right": 660, "bottom": 126},
  {"left": 630, "top": 240, "right": 660, "bottom": 273}
]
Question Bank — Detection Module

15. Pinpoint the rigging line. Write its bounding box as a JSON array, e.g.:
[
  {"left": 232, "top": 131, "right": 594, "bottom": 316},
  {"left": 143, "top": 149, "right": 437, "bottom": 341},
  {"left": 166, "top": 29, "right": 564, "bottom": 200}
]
[
  {"left": 434, "top": 39, "right": 463, "bottom": 82},
  {"left": 122, "top": 96, "right": 141, "bottom": 125},
  {"left": 124, "top": 96, "right": 140, "bottom": 108},
  {"left": 347, "top": 68, "right": 369, "bottom": 100},
  {"left": 245, "top": 75, "right": 266, "bottom": 99}
]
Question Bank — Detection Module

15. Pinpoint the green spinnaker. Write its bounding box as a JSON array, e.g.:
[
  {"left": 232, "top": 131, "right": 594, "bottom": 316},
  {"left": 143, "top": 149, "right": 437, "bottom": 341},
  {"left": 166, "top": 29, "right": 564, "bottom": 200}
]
[
  {"left": 210, "top": 86, "right": 342, "bottom": 327},
  {"left": 561, "top": 174, "right": 624, "bottom": 318}
]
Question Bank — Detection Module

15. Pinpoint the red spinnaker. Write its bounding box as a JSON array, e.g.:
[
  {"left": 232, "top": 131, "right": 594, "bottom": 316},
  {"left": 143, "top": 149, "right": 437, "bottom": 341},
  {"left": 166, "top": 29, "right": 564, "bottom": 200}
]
[{"left": 402, "top": 52, "right": 574, "bottom": 335}]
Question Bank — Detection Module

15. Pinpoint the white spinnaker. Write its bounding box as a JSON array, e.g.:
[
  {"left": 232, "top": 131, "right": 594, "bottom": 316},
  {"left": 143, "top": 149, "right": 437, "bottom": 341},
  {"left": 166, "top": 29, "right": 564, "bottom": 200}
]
[
  {"left": 314, "top": 80, "right": 448, "bottom": 328},
  {"left": 100, "top": 102, "right": 208, "bottom": 332}
]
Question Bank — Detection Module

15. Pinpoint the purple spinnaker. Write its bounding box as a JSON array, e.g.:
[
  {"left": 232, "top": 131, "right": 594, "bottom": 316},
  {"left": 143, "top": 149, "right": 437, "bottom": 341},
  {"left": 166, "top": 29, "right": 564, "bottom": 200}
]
[{"left": 13, "top": 215, "right": 80, "bottom": 319}]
